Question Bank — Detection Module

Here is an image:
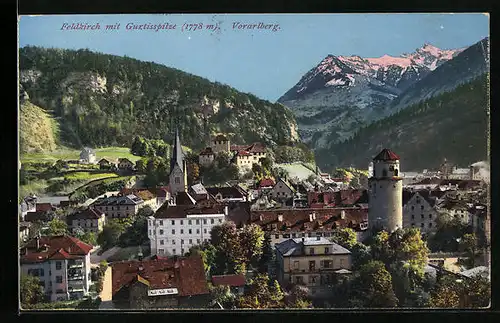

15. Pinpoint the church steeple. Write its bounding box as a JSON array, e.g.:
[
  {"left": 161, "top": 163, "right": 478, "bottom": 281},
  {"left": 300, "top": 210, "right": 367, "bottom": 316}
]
[{"left": 170, "top": 128, "right": 184, "bottom": 175}]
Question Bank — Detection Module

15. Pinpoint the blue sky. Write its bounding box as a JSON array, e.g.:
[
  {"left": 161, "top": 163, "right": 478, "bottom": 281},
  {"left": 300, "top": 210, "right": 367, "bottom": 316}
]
[{"left": 19, "top": 14, "right": 489, "bottom": 102}]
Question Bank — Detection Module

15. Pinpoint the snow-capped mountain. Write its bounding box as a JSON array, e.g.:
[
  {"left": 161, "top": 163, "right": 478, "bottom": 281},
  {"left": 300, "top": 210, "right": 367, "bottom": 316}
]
[{"left": 277, "top": 43, "right": 466, "bottom": 148}]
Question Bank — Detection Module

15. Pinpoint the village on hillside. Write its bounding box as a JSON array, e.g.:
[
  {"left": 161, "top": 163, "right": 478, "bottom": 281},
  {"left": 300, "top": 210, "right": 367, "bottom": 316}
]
[{"left": 18, "top": 130, "right": 490, "bottom": 310}]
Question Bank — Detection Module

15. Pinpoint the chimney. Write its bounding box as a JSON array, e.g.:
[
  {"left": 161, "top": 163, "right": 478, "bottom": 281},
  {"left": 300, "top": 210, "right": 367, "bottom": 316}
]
[
  {"left": 316, "top": 236, "right": 321, "bottom": 241},
  {"left": 309, "top": 214, "right": 313, "bottom": 222},
  {"left": 278, "top": 214, "right": 283, "bottom": 222},
  {"left": 340, "top": 210, "right": 346, "bottom": 219}
]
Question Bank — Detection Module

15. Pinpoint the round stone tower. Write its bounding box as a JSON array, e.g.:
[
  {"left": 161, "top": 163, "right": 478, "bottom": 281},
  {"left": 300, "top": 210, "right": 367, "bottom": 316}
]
[{"left": 368, "top": 148, "right": 403, "bottom": 233}]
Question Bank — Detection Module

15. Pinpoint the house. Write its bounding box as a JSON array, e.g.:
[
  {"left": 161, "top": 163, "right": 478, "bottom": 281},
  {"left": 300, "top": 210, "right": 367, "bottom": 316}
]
[
  {"left": 402, "top": 190, "right": 445, "bottom": 234},
  {"left": 258, "top": 178, "right": 275, "bottom": 191},
  {"left": 36, "top": 196, "right": 70, "bottom": 208},
  {"left": 111, "top": 255, "right": 209, "bottom": 309},
  {"left": 437, "top": 198, "right": 472, "bottom": 224},
  {"left": 269, "top": 178, "right": 295, "bottom": 202},
  {"left": 189, "top": 183, "right": 210, "bottom": 202},
  {"left": 19, "top": 222, "right": 31, "bottom": 242},
  {"left": 98, "top": 158, "right": 117, "bottom": 170},
  {"left": 80, "top": 147, "right": 96, "bottom": 164},
  {"left": 230, "top": 142, "right": 267, "bottom": 172},
  {"left": 19, "top": 195, "right": 37, "bottom": 221},
  {"left": 25, "top": 210, "right": 54, "bottom": 224},
  {"left": 66, "top": 208, "right": 106, "bottom": 234},
  {"left": 199, "top": 147, "right": 215, "bottom": 167},
  {"left": 118, "top": 158, "right": 135, "bottom": 171},
  {"left": 148, "top": 203, "right": 228, "bottom": 256},
  {"left": 91, "top": 194, "right": 144, "bottom": 219},
  {"left": 211, "top": 274, "right": 246, "bottom": 296},
  {"left": 275, "top": 237, "right": 352, "bottom": 296},
  {"left": 206, "top": 186, "right": 246, "bottom": 203},
  {"left": 234, "top": 150, "right": 254, "bottom": 172},
  {"left": 120, "top": 188, "right": 160, "bottom": 211},
  {"left": 20, "top": 235, "right": 93, "bottom": 302},
  {"left": 251, "top": 207, "right": 368, "bottom": 248},
  {"left": 428, "top": 252, "right": 465, "bottom": 273}
]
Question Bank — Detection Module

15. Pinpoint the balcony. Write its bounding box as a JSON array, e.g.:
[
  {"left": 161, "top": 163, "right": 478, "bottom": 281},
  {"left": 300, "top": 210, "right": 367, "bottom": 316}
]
[{"left": 68, "top": 269, "right": 85, "bottom": 281}]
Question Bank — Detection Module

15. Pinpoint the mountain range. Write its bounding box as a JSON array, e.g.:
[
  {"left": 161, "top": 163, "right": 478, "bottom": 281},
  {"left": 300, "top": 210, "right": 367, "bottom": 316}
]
[{"left": 278, "top": 38, "right": 489, "bottom": 171}]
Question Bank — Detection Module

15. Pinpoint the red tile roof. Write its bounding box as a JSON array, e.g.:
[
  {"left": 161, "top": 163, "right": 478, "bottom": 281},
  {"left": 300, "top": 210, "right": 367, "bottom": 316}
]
[
  {"left": 36, "top": 203, "right": 53, "bottom": 212},
  {"left": 154, "top": 204, "right": 225, "bottom": 219},
  {"left": 21, "top": 235, "right": 93, "bottom": 264},
  {"left": 212, "top": 274, "right": 246, "bottom": 287},
  {"left": 67, "top": 207, "right": 104, "bottom": 221},
  {"left": 373, "top": 148, "right": 400, "bottom": 161},
  {"left": 259, "top": 178, "right": 275, "bottom": 188},
  {"left": 247, "top": 142, "right": 266, "bottom": 153},
  {"left": 251, "top": 207, "right": 368, "bottom": 232},
  {"left": 237, "top": 150, "right": 251, "bottom": 157},
  {"left": 112, "top": 255, "right": 208, "bottom": 298}
]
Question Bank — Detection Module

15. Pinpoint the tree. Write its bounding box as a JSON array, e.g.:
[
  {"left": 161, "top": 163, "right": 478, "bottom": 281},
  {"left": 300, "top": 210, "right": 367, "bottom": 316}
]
[
  {"left": 459, "top": 233, "right": 478, "bottom": 269},
  {"left": 349, "top": 260, "right": 398, "bottom": 308},
  {"left": 284, "top": 284, "right": 312, "bottom": 308},
  {"left": 239, "top": 224, "right": 265, "bottom": 268},
  {"left": 46, "top": 217, "right": 68, "bottom": 236},
  {"left": 20, "top": 274, "right": 44, "bottom": 308},
  {"left": 97, "top": 219, "right": 126, "bottom": 250},
  {"left": 237, "top": 274, "right": 284, "bottom": 309},
  {"left": 350, "top": 242, "right": 372, "bottom": 270},
  {"left": 209, "top": 284, "right": 236, "bottom": 308},
  {"left": 210, "top": 222, "right": 243, "bottom": 274},
  {"left": 330, "top": 228, "right": 357, "bottom": 249},
  {"left": 259, "top": 157, "right": 272, "bottom": 172}
]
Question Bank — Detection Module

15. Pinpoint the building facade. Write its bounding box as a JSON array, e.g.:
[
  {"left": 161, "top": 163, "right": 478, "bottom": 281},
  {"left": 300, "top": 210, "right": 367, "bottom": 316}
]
[
  {"left": 148, "top": 204, "right": 228, "bottom": 256},
  {"left": 275, "top": 237, "right": 352, "bottom": 296},
  {"left": 80, "top": 147, "right": 96, "bottom": 164},
  {"left": 20, "top": 235, "right": 93, "bottom": 302},
  {"left": 91, "top": 194, "right": 144, "bottom": 219},
  {"left": 368, "top": 148, "right": 403, "bottom": 233},
  {"left": 66, "top": 208, "right": 106, "bottom": 234}
]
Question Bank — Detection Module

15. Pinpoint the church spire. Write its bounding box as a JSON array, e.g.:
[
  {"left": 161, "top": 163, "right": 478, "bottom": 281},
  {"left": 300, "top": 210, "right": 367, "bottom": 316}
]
[{"left": 170, "top": 128, "right": 184, "bottom": 175}]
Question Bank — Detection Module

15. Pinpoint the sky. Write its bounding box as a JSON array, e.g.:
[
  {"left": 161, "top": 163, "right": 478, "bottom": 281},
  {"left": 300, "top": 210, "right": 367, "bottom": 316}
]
[{"left": 19, "top": 13, "right": 489, "bottom": 102}]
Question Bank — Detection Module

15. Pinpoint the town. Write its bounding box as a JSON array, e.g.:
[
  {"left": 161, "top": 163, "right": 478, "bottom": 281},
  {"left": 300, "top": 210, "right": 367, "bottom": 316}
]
[{"left": 18, "top": 131, "right": 490, "bottom": 310}]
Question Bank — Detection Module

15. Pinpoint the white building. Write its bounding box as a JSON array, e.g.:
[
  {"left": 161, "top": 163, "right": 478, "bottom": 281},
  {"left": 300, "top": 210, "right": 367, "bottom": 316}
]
[
  {"left": 368, "top": 148, "right": 403, "bottom": 233},
  {"left": 148, "top": 204, "right": 228, "bottom": 256},
  {"left": 20, "top": 235, "right": 93, "bottom": 302},
  {"left": 79, "top": 147, "right": 96, "bottom": 164}
]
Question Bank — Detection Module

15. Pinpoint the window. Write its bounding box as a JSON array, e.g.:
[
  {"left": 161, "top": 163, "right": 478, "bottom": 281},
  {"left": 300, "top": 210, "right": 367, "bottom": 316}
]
[
  {"left": 302, "top": 233, "right": 306, "bottom": 237},
  {"left": 309, "top": 261, "right": 316, "bottom": 271},
  {"left": 160, "top": 229, "right": 164, "bottom": 235},
  {"left": 159, "top": 220, "right": 163, "bottom": 225},
  {"left": 172, "top": 240, "right": 176, "bottom": 245},
  {"left": 181, "top": 239, "right": 184, "bottom": 244},
  {"left": 294, "top": 261, "right": 299, "bottom": 270},
  {"left": 203, "top": 219, "right": 207, "bottom": 224},
  {"left": 411, "top": 223, "right": 415, "bottom": 227},
  {"left": 219, "top": 219, "right": 223, "bottom": 223},
  {"left": 188, "top": 220, "right": 192, "bottom": 225},
  {"left": 196, "top": 229, "right": 200, "bottom": 234},
  {"left": 321, "top": 260, "right": 332, "bottom": 269},
  {"left": 292, "top": 233, "right": 297, "bottom": 238},
  {"left": 149, "top": 230, "right": 151, "bottom": 235},
  {"left": 197, "top": 239, "right": 201, "bottom": 244},
  {"left": 160, "top": 240, "right": 164, "bottom": 245},
  {"left": 283, "top": 234, "right": 290, "bottom": 238},
  {"left": 204, "top": 228, "right": 207, "bottom": 234},
  {"left": 421, "top": 214, "right": 424, "bottom": 219},
  {"left": 275, "top": 234, "right": 279, "bottom": 239},
  {"left": 324, "top": 247, "right": 330, "bottom": 254},
  {"left": 171, "top": 220, "right": 175, "bottom": 225},
  {"left": 181, "top": 248, "right": 185, "bottom": 254},
  {"left": 211, "top": 219, "right": 214, "bottom": 224},
  {"left": 175, "top": 177, "right": 180, "bottom": 184},
  {"left": 429, "top": 214, "right": 432, "bottom": 219},
  {"left": 196, "top": 219, "right": 200, "bottom": 224},
  {"left": 309, "top": 276, "right": 317, "bottom": 284},
  {"left": 308, "top": 232, "right": 313, "bottom": 237},
  {"left": 172, "top": 249, "right": 176, "bottom": 254},
  {"left": 181, "top": 229, "right": 184, "bottom": 234},
  {"left": 411, "top": 214, "right": 415, "bottom": 219},
  {"left": 340, "top": 259, "right": 345, "bottom": 268},
  {"left": 189, "top": 239, "right": 193, "bottom": 244},
  {"left": 172, "top": 229, "right": 175, "bottom": 234},
  {"left": 309, "top": 248, "right": 315, "bottom": 255},
  {"left": 56, "top": 261, "right": 62, "bottom": 270},
  {"left": 158, "top": 249, "right": 164, "bottom": 254},
  {"left": 180, "top": 220, "right": 184, "bottom": 225},
  {"left": 429, "top": 223, "right": 433, "bottom": 228},
  {"left": 189, "top": 229, "right": 192, "bottom": 234},
  {"left": 411, "top": 206, "right": 414, "bottom": 211},
  {"left": 421, "top": 205, "right": 424, "bottom": 210},
  {"left": 56, "top": 276, "right": 62, "bottom": 283},
  {"left": 421, "top": 223, "right": 424, "bottom": 228},
  {"left": 295, "top": 276, "right": 303, "bottom": 284}
]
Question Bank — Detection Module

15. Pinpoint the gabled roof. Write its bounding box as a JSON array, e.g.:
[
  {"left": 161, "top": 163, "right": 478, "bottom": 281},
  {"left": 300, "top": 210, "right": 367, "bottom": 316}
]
[
  {"left": 21, "top": 235, "right": 93, "bottom": 264},
  {"left": 111, "top": 255, "right": 209, "bottom": 298},
  {"left": 206, "top": 186, "right": 244, "bottom": 199},
  {"left": 91, "top": 194, "right": 144, "bottom": 206},
  {"left": 236, "top": 150, "right": 251, "bottom": 157},
  {"left": 176, "top": 191, "right": 197, "bottom": 205},
  {"left": 25, "top": 211, "right": 52, "bottom": 223},
  {"left": 273, "top": 178, "right": 295, "bottom": 192},
  {"left": 212, "top": 274, "right": 246, "bottom": 287},
  {"left": 373, "top": 148, "right": 400, "bottom": 161},
  {"left": 118, "top": 158, "right": 134, "bottom": 164},
  {"left": 259, "top": 178, "right": 275, "bottom": 188},
  {"left": 36, "top": 203, "right": 54, "bottom": 212},
  {"left": 67, "top": 207, "right": 105, "bottom": 221},
  {"left": 275, "top": 237, "right": 350, "bottom": 257},
  {"left": 191, "top": 183, "right": 208, "bottom": 195}
]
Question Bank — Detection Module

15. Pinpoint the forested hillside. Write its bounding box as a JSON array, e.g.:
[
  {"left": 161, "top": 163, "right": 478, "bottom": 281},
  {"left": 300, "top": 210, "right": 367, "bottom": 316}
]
[
  {"left": 19, "top": 46, "right": 299, "bottom": 151},
  {"left": 316, "top": 74, "right": 489, "bottom": 171}
]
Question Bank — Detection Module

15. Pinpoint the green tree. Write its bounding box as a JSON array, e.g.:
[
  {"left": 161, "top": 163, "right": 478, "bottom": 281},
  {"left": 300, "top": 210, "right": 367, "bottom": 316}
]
[
  {"left": 349, "top": 260, "right": 398, "bottom": 308},
  {"left": 209, "top": 284, "right": 236, "bottom": 308},
  {"left": 20, "top": 274, "right": 44, "bottom": 308},
  {"left": 239, "top": 224, "right": 265, "bottom": 268},
  {"left": 330, "top": 228, "right": 357, "bottom": 249},
  {"left": 284, "top": 284, "right": 312, "bottom": 308},
  {"left": 97, "top": 219, "right": 127, "bottom": 250},
  {"left": 237, "top": 274, "right": 284, "bottom": 309},
  {"left": 46, "top": 217, "right": 68, "bottom": 236},
  {"left": 459, "top": 233, "right": 479, "bottom": 269},
  {"left": 350, "top": 242, "right": 372, "bottom": 270}
]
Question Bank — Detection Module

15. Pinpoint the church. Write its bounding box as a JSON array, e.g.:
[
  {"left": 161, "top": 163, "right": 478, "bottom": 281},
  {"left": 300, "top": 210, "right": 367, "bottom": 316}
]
[{"left": 168, "top": 129, "right": 188, "bottom": 195}]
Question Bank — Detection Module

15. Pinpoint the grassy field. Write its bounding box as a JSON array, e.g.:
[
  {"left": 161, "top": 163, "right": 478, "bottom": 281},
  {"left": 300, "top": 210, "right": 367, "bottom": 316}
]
[
  {"left": 64, "top": 172, "right": 119, "bottom": 181},
  {"left": 275, "top": 162, "right": 317, "bottom": 181},
  {"left": 20, "top": 146, "right": 141, "bottom": 163}
]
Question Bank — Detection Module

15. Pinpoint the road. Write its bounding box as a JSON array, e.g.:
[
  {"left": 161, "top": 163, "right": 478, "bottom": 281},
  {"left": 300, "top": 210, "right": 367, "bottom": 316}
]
[
  {"left": 99, "top": 266, "right": 114, "bottom": 309},
  {"left": 90, "top": 246, "right": 121, "bottom": 266}
]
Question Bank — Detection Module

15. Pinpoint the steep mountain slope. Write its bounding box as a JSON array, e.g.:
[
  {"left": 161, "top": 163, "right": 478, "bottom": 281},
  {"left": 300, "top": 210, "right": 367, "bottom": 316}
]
[
  {"left": 315, "top": 75, "right": 489, "bottom": 172},
  {"left": 278, "top": 43, "right": 465, "bottom": 148},
  {"left": 19, "top": 46, "right": 299, "bottom": 151},
  {"left": 19, "top": 85, "right": 59, "bottom": 153}
]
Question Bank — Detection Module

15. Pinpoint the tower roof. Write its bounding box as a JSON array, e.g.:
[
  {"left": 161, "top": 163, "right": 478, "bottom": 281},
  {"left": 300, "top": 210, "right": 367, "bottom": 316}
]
[
  {"left": 170, "top": 128, "right": 185, "bottom": 173},
  {"left": 373, "top": 148, "right": 400, "bottom": 161}
]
